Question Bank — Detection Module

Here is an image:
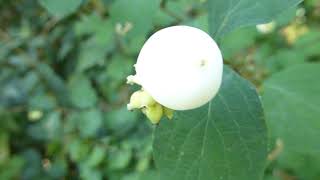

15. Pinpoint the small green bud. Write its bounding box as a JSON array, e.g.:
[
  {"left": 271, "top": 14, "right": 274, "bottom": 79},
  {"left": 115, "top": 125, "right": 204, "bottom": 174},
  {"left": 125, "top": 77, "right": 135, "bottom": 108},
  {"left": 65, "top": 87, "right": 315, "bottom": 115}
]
[
  {"left": 163, "top": 107, "right": 174, "bottom": 120},
  {"left": 127, "top": 90, "right": 156, "bottom": 110},
  {"left": 140, "top": 91, "right": 156, "bottom": 107},
  {"left": 127, "top": 91, "right": 143, "bottom": 110},
  {"left": 142, "top": 103, "right": 163, "bottom": 124}
]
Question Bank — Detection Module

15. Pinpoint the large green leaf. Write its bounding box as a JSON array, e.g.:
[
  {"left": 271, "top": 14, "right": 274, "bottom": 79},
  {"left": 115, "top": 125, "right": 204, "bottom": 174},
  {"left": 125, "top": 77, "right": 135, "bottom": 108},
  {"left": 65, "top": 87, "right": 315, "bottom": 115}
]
[
  {"left": 153, "top": 66, "right": 267, "bottom": 180},
  {"left": 207, "top": 0, "right": 302, "bottom": 38},
  {"left": 262, "top": 63, "right": 320, "bottom": 154}
]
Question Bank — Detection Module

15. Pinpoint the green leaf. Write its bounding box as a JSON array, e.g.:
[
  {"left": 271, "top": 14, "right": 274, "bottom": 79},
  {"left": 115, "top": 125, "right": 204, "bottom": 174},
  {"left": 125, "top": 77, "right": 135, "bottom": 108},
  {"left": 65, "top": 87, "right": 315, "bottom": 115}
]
[
  {"left": 123, "top": 171, "right": 160, "bottom": 180},
  {"left": 220, "top": 27, "right": 258, "bottom": 60},
  {"left": 36, "top": 63, "right": 69, "bottom": 105},
  {"left": 293, "top": 30, "right": 320, "bottom": 58},
  {"left": 28, "top": 93, "right": 57, "bottom": 110},
  {"left": 153, "top": 66, "right": 267, "bottom": 180},
  {"left": 277, "top": 151, "right": 320, "bottom": 180},
  {"left": 27, "top": 111, "right": 62, "bottom": 141},
  {"left": 78, "top": 33, "right": 113, "bottom": 71},
  {"left": 75, "top": 14, "right": 114, "bottom": 71},
  {"left": 75, "top": 13, "right": 106, "bottom": 36},
  {"left": 164, "top": 0, "right": 202, "bottom": 20},
  {"left": 0, "top": 71, "right": 38, "bottom": 107},
  {"left": 153, "top": 10, "right": 176, "bottom": 27},
  {"left": 105, "top": 106, "right": 139, "bottom": 135},
  {"left": 275, "top": 6, "right": 297, "bottom": 26},
  {"left": 265, "top": 50, "right": 305, "bottom": 73},
  {"left": 108, "top": 146, "right": 132, "bottom": 170},
  {"left": 106, "top": 55, "right": 134, "bottom": 84},
  {"left": 21, "top": 149, "right": 42, "bottom": 179},
  {"left": 68, "top": 74, "right": 97, "bottom": 108},
  {"left": 0, "top": 156, "right": 24, "bottom": 180},
  {"left": 262, "top": 63, "right": 320, "bottom": 155},
  {"left": 123, "top": 35, "right": 146, "bottom": 55},
  {"left": 185, "top": 14, "right": 209, "bottom": 33},
  {"left": 164, "top": 1, "right": 187, "bottom": 20},
  {"left": 68, "top": 139, "right": 90, "bottom": 162},
  {"left": 39, "top": 0, "right": 82, "bottom": 18},
  {"left": 78, "top": 109, "right": 103, "bottom": 138},
  {"left": 77, "top": 38, "right": 107, "bottom": 71},
  {"left": 46, "top": 158, "right": 67, "bottom": 178},
  {"left": 207, "top": 0, "right": 302, "bottom": 38},
  {"left": 97, "top": 55, "right": 134, "bottom": 102},
  {"left": 109, "top": 0, "right": 160, "bottom": 38},
  {"left": 85, "top": 146, "right": 106, "bottom": 167},
  {"left": 79, "top": 164, "right": 102, "bottom": 180}
]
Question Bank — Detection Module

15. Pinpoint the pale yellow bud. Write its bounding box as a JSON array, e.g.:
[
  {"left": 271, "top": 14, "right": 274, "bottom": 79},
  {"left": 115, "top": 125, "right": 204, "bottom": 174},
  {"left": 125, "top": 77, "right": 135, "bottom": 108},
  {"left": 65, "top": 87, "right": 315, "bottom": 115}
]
[
  {"left": 142, "top": 103, "right": 163, "bottom": 124},
  {"left": 127, "top": 90, "right": 156, "bottom": 110}
]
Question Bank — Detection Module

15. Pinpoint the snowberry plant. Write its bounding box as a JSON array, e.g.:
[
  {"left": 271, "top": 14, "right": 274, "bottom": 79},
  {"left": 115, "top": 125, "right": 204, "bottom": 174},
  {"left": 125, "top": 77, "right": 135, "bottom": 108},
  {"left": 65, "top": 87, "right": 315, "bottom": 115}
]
[{"left": 126, "top": 0, "right": 303, "bottom": 180}]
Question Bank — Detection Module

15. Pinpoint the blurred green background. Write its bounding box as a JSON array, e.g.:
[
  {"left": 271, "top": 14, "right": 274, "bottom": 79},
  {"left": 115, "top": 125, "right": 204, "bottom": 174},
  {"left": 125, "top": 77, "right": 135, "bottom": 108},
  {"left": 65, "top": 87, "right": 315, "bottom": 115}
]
[{"left": 0, "top": 0, "right": 320, "bottom": 179}]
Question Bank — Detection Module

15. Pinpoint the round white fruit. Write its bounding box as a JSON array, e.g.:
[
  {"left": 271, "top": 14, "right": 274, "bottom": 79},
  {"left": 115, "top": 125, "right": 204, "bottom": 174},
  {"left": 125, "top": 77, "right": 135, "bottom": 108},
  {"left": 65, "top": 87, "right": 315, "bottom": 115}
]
[{"left": 133, "top": 25, "right": 223, "bottom": 110}]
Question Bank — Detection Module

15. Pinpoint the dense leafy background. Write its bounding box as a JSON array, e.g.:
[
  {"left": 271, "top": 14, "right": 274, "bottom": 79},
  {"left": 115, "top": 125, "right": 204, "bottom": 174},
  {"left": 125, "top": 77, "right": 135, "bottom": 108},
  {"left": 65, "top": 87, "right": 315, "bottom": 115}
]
[{"left": 0, "top": 0, "right": 320, "bottom": 180}]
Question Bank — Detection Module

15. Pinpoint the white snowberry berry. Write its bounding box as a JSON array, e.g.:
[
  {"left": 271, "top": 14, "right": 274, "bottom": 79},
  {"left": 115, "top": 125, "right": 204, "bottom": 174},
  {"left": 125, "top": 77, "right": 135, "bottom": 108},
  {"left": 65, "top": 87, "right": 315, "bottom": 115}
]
[{"left": 128, "top": 25, "right": 223, "bottom": 111}]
